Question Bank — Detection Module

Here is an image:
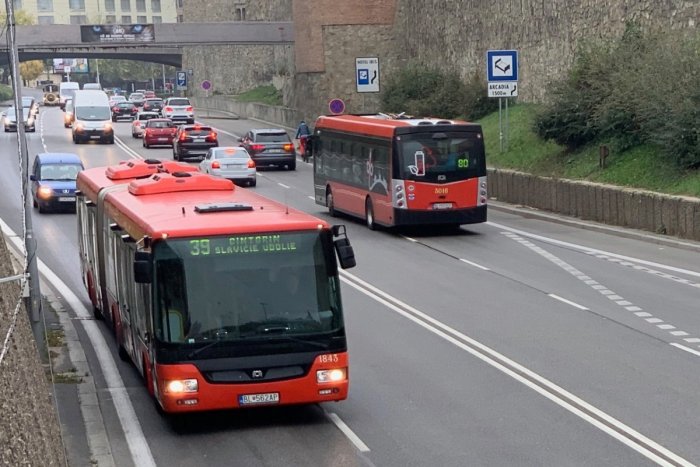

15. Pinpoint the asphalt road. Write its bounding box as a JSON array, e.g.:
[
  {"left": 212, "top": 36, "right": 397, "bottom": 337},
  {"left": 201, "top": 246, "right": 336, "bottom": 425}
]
[{"left": 3, "top": 90, "right": 700, "bottom": 466}]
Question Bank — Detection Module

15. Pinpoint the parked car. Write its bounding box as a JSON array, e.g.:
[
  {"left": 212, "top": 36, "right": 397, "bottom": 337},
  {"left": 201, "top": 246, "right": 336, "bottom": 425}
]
[
  {"left": 162, "top": 97, "right": 194, "bottom": 123},
  {"left": 172, "top": 124, "right": 218, "bottom": 160},
  {"left": 111, "top": 102, "right": 138, "bottom": 121},
  {"left": 128, "top": 92, "right": 145, "bottom": 107},
  {"left": 63, "top": 98, "right": 74, "bottom": 128},
  {"left": 199, "top": 146, "right": 256, "bottom": 187},
  {"left": 142, "top": 118, "right": 177, "bottom": 148},
  {"left": 238, "top": 128, "right": 296, "bottom": 170},
  {"left": 131, "top": 111, "right": 161, "bottom": 138},
  {"left": 3, "top": 106, "right": 36, "bottom": 132},
  {"left": 30, "top": 153, "right": 84, "bottom": 213}
]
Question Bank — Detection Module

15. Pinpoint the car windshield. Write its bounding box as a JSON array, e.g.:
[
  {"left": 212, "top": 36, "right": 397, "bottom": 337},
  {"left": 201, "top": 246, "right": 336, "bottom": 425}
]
[
  {"left": 5, "top": 108, "right": 29, "bottom": 121},
  {"left": 214, "top": 148, "right": 248, "bottom": 159},
  {"left": 396, "top": 131, "right": 486, "bottom": 182},
  {"left": 117, "top": 103, "right": 133, "bottom": 108},
  {"left": 255, "top": 132, "right": 290, "bottom": 143},
  {"left": 130, "top": 94, "right": 144, "bottom": 99},
  {"left": 138, "top": 113, "right": 158, "bottom": 120},
  {"left": 22, "top": 97, "right": 34, "bottom": 106},
  {"left": 74, "top": 106, "right": 111, "bottom": 121},
  {"left": 145, "top": 99, "right": 163, "bottom": 104},
  {"left": 168, "top": 99, "right": 190, "bottom": 106},
  {"left": 147, "top": 120, "right": 172, "bottom": 128},
  {"left": 153, "top": 231, "right": 343, "bottom": 357},
  {"left": 40, "top": 163, "right": 82, "bottom": 181},
  {"left": 112, "top": 96, "right": 126, "bottom": 102}
]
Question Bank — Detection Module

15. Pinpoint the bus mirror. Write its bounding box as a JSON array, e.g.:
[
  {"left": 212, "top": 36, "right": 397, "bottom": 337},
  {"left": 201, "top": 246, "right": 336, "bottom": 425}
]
[
  {"left": 133, "top": 251, "right": 152, "bottom": 283},
  {"left": 332, "top": 225, "right": 356, "bottom": 269}
]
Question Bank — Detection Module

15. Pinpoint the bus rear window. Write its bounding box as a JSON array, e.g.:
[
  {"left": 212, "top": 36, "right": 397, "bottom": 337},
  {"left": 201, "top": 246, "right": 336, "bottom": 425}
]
[{"left": 396, "top": 132, "right": 485, "bottom": 181}]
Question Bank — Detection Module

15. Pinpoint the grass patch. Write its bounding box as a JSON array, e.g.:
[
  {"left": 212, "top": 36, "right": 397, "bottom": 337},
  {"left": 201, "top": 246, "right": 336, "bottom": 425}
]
[
  {"left": 477, "top": 104, "right": 700, "bottom": 198},
  {"left": 233, "top": 85, "right": 283, "bottom": 106},
  {"left": 53, "top": 372, "right": 82, "bottom": 384},
  {"left": 46, "top": 329, "right": 64, "bottom": 348}
]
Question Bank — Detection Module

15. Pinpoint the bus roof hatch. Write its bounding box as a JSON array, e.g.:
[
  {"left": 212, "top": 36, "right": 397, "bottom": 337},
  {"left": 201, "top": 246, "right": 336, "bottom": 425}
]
[
  {"left": 106, "top": 159, "right": 197, "bottom": 180},
  {"left": 128, "top": 172, "right": 234, "bottom": 196}
]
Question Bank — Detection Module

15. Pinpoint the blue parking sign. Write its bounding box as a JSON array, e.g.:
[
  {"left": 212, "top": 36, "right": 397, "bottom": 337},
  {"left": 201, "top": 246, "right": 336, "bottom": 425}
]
[{"left": 357, "top": 69, "right": 370, "bottom": 85}]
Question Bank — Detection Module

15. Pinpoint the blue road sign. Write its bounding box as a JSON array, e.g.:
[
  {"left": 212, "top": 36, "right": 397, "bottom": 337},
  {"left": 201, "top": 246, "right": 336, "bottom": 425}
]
[
  {"left": 328, "top": 98, "right": 345, "bottom": 115},
  {"left": 487, "top": 50, "right": 518, "bottom": 82},
  {"left": 358, "top": 69, "right": 369, "bottom": 85},
  {"left": 176, "top": 71, "right": 187, "bottom": 88}
]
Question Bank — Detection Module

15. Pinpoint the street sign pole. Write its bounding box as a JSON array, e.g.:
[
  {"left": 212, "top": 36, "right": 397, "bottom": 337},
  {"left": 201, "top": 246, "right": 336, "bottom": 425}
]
[{"left": 498, "top": 98, "right": 503, "bottom": 153}]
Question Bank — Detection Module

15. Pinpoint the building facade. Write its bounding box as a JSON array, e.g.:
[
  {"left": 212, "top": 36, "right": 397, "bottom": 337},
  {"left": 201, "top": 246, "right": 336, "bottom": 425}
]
[{"left": 3, "top": 0, "right": 177, "bottom": 25}]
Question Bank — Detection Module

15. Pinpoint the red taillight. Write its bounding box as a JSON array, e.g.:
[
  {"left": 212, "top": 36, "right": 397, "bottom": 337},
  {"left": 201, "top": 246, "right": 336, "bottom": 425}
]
[
  {"left": 186, "top": 106, "right": 193, "bottom": 112},
  {"left": 211, "top": 161, "right": 221, "bottom": 169},
  {"left": 247, "top": 159, "right": 255, "bottom": 168},
  {"left": 208, "top": 131, "right": 217, "bottom": 140},
  {"left": 283, "top": 143, "right": 294, "bottom": 152},
  {"left": 131, "top": 108, "right": 138, "bottom": 113},
  {"left": 143, "top": 104, "right": 150, "bottom": 109},
  {"left": 250, "top": 144, "right": 264, "bottom": 152},
  {"left": 179, "top": 132, "right": 187, "bottom": 141},
  {"left": 111, "top": 106, "right": 118, "bottom": 112},
  {"left": 135, "top": 121, "right": 141, "bottom": 126},
  {"left": 164, "top": 106, "right": 173, "bottom": 112}
]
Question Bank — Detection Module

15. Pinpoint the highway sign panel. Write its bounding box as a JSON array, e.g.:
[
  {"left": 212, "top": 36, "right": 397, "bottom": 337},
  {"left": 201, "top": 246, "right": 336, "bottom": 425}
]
[
  {"left": 487, "top": 50, "right": 518, "bottom": 82},
  {"left": 488, "top": 82, "right": 518, "bottom": 97},
  {"left": 176, "top": 71, "right": 187, "bottom": 90},
  {"left": 356, "top": 57, "right": 380, "bottom": 93}
]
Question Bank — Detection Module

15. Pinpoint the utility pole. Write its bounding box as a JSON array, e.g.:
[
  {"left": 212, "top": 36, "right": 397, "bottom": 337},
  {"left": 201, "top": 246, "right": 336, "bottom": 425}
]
[
  {"left": 161, "top": 64, "right": 166, "bottom": 94},
  {"left": 4, "top": 0, "right": 43, "bottom": 343},
  {"left": 95, "top": 59, "right": 100, "bottom": 84}
]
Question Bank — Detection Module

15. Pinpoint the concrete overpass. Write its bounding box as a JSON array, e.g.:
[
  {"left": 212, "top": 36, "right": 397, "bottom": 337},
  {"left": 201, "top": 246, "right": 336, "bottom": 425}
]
[{"left": 0, "top": 22, "right": 294, "bottom": 68}]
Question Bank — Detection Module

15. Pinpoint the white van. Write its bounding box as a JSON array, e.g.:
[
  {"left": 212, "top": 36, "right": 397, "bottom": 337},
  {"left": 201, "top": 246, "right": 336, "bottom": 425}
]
[
  {"left": 59, "top": 81, "right": 80, "bottom": 110},
  {"left": 71, "top": 90, "right": 114, "bottom": 144},
  {"left": 83, "top": 83, "right": 102, "bottom": 90}
]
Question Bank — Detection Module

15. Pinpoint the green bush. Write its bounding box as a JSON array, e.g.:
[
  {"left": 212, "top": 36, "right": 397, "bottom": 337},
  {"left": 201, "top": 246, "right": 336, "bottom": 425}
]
[
  {"left": 462, "top": 71, "right": 500, "bottom": 120},
  {"left": 381, "top": 64, "right": 470, "bottom": 119},
  {"left": 0, "top": 84, "right": 14, "bottom": 101}
]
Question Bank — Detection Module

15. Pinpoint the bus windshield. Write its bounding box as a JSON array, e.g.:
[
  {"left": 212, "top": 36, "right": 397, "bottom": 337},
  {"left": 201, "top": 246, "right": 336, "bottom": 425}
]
[
  {"left": 153, "top": 230, "right": 344, "bottom": 356},
  {"left": 396, "top": 132, "right": 485, "bottom": 182}
]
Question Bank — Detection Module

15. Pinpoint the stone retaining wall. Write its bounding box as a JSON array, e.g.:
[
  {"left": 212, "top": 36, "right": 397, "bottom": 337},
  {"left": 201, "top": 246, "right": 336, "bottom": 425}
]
[
  {"left": 488, "top": 168, "right": 700, "bottom": 240},
  {"left": 191, "top": 96, "right": 299, "bottom": 129}
]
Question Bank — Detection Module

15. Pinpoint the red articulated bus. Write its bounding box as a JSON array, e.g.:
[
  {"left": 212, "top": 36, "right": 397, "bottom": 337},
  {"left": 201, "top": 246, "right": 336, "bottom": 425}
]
[
  {"left": 312, "top": 114, "right": 487, "bottom": 229},
  {"left": 76, "top": 162, "right": 356, "bottom": 413}
]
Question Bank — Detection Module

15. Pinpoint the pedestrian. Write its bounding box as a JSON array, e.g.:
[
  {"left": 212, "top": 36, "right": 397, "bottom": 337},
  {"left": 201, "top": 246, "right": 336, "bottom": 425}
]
[{"left": 295, "top": 120, "right": 311, "bottom": 158}]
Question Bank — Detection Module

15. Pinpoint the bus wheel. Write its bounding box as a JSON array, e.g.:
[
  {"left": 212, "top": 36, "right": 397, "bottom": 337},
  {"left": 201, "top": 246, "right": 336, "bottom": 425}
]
[
  {"left": 326, "top": 188, "right": 336, "bottom": 217},
  {"left": 365, "top": 198, "right": 376, "bottom": 230}
]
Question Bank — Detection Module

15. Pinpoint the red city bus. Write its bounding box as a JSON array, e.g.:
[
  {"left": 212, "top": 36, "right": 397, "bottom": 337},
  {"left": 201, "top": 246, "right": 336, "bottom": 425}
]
[
  {"left": 77, "top": 164, "right": 357, "bottom": 413},
  {"left": 312, "top": 114, "right": 487, "bottom": 229},
  {"left": 77, "top": 158, "right": 197, "bottom": 325}
]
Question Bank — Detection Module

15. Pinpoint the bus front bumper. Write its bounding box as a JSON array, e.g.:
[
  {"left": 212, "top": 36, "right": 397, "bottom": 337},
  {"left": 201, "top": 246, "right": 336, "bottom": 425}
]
[{"left": 394, "top": 204, "right": 487, "bottom": 226}]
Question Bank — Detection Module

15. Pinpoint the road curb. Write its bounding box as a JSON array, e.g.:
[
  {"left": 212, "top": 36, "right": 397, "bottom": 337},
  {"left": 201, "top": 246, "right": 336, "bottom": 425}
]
[{"left": 488, "top": 200, "right": 700, "bottom": 253}]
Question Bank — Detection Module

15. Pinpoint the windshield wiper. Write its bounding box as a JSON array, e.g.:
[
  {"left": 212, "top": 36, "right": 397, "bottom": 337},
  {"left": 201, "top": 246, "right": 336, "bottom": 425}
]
[{"left": 264, "top": 334, "right": 329, "bottom": 349}]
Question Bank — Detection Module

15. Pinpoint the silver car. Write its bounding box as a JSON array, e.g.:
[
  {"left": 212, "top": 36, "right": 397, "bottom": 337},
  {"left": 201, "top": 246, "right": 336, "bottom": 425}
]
[
  {"left": 199, "top": 147, "right": 256, "bottom": 187},
  {"left": 162, "top": 97, "right": 194, "bottom": 124}
]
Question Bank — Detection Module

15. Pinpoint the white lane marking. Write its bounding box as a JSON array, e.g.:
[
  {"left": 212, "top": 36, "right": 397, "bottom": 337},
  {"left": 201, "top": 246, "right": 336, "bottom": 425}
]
[
  {"left": 504, "top": 232, "right": 700, "bottom": 351},
  {"left": 488, "top": 221, "right": 700, "bottom": 280},
  {"left": 339, "top": 270, "right": 693, "bottom": 466},
  {"left": 278, "top": 182, "right": 290, "bottom": 189},
  {"left": 670, "top": 343, "right": 700, "bottom": 358},
  {"left": 684, "top": 338, "right": 700, "bottom": 343},
  {"left": 548, "top": 294, "right": 589, "bottom": 310},
  {"left": 0, "top": 218, "right": 155, "bottom": 466},
  {"left": 658, "top": 324, "right": 676, "bottom": 330},
  {"left": 325, "top": 412, "right": 370, "bottom": 453},
  {"left": 671, "top": 331, "right": 689, "bottom": 337},
  {"left": 402, "top": 235, "right": 418, "bottom": 243},
  {"left": 307, "top": 195, "right": 315, "bottom": 201},
  {"left": 459, "top": 258, "right": 490, "bottom": 271},
  {"left": 114, "top": 135, "right": 143, "bottom": 160}
]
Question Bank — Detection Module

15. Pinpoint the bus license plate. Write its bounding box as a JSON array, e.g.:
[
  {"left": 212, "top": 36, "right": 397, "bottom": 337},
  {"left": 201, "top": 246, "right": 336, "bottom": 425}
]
[
  {"left": 433, "top": 202, "right": 453, "bottom": 210},
  {"left": 239, "top": 392, "right": 280, "bottom": 405}
]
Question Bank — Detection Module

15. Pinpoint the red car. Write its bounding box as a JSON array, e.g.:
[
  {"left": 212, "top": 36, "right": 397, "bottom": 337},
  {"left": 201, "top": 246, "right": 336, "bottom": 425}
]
[{"left": 142, "top": 118, "right": 177, "bottom": 148}]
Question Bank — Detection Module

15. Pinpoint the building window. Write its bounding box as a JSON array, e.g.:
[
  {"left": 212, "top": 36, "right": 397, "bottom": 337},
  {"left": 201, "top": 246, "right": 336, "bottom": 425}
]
[
  {"left": 37, "top": 0, "right": 52, "bottom": 12},
  {"left": 105, "top": 15, "right": 116, "bottom": 23},
  {"left": 152, "top": 15, "right": 162, "bottom": 23},
  {"left": 121, "top": 15, "right": 131, "bottom": 23},
  {"left": 137, "top": 15, "right": 147, "bottom": 23},
  {"left": 151, "top": 0, "right": 160, "bottom": 13},
  {"left": 120, "top": 0, "right": 130, "bottom": 11},
  {"left": 70, "top": 15, "right": 87, "bottom": 24},
  {"left": 176, "top": 0, "right": 182, "bottom": 8},
  {"left": 177, "top": 14, "right": 183, "bottom": 23},
  {"left": 38, "top": 15, "right": 54, "bottom": 24},
  {"left": 235, "top": 6, "right": 246, "bottom": 21},
  {"left": 135, "top": 0, "right": 145, "bottom": 12},
  {"left": 69, "top": 0, "right": 85, "bottom": 10},
  {"left": 104, "top": 0, "right": 115, "bottom": 11}
]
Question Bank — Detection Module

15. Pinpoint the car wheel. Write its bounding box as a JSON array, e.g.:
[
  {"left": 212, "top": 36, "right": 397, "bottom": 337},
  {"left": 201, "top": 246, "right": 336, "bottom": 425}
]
[
  {"left": 32, "top": 199, "right": 37, "bottom": 209},
  {"left": 108, "top": 136, "right": 115, "bottom": 144},
  {"left": 326, "top": 188, "right": 335, "bottom": 217},
  {"left": 38, "top": 203, "right": 46, "bottom": 214},
  {"left": 132, "top": 132, "right": 137, "bottom": 138},
  {"left": 249, "top": 179, "right": 257, "bottom": 187},
  {"left": 287, "top": 160, "right": 296, "bottom": 171},
  {"left": 173, "top": 148, "right": 179, "bottom": 161},
  {"left": 143, "top": 140, "right": 148, "bottom": 148},
  {"left": 111, "top": 117, "right": 116, "bottom": 122},
  {"left": 365, "top": 197, "right": 376, "bottom": 230},
  {"left": 188, "top": 119, "right": 194, "bottom": 124}
]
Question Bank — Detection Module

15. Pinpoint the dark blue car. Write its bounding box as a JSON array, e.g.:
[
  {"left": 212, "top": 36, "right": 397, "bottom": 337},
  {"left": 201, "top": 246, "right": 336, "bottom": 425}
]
[{"left": 30, "top": 153, "right": 84, "bottom": 213}]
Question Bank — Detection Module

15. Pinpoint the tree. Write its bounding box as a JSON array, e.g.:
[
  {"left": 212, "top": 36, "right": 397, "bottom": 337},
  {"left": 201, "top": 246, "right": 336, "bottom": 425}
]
[{"left": 20, "top": 60, "right": 45, "bottom": 83}]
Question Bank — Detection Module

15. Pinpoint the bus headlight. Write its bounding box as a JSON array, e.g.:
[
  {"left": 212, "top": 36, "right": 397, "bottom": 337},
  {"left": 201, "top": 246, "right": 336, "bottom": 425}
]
[
  {"left": 165, "top": 379, "right": 198, "bottom": 393},
  {"left": 317, "top": 368, "right": 346, "bottom": 383}
]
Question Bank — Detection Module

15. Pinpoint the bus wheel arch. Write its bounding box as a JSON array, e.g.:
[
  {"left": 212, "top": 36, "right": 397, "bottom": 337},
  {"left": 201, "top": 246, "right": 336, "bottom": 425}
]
[
  {"left": 365, "top": 197, "right": 376, "bottom": 230},
  {"left": 326, "top": 186, "right": 336, "bottom": 217}
]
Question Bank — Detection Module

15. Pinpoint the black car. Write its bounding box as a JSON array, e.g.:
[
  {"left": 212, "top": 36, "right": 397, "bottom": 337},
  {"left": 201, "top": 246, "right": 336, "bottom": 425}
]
[
  {"left": 173, "top": 125, "right": 219, "bottom": 161},
  {"left": 112, "top": 102, "right": 138, "bottom": 121},
  {"left": 142, "top": 98, "right": 164, "bottom": 114},
  {"left": 238, "top": 128, "right": 296, "bottom": 170}
]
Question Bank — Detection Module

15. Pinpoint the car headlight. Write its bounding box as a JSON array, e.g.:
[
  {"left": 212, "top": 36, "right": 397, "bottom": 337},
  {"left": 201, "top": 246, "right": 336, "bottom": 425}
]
[
  {"left": 317, "top": 368, "right": 346, "bottom": 383},
  {"left": 104, "top": 123, "right": 113, "bottom": 131},
  {"left": 37, "top": 186, "right": 53, "bottom": 199},
  {"left": 165, "top": 379, "right": 198, "bottom": 394}
]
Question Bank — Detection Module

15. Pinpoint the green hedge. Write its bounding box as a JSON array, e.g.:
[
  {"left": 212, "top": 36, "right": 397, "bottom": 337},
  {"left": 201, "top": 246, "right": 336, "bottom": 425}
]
[{"left": 0, "top": 84, "right": 14, "bottom": 102}]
